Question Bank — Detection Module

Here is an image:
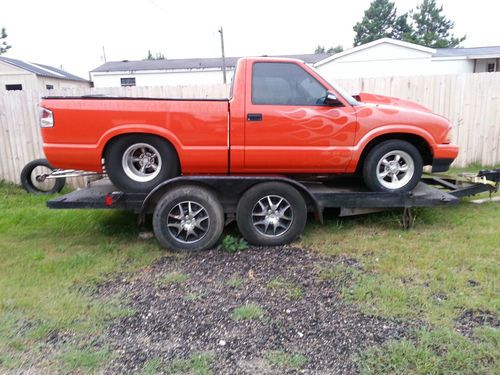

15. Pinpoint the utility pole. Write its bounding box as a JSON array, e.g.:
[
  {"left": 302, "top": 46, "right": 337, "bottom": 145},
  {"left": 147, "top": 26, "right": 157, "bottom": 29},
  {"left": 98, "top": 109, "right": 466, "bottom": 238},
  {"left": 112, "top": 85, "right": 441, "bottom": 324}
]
[
  {"left": 102, "top": 46, "right": 107, "bottom": 63},
  {"left": 218, "top": 26, "right": 227, "bottom": 84}
]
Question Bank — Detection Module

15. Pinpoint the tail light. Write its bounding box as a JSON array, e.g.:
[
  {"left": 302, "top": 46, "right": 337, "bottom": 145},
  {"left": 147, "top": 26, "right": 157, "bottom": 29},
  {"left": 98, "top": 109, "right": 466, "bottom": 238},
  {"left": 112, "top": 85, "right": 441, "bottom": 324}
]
[{"left": 40, "top": 107, "right": 54, "bottom": 128}]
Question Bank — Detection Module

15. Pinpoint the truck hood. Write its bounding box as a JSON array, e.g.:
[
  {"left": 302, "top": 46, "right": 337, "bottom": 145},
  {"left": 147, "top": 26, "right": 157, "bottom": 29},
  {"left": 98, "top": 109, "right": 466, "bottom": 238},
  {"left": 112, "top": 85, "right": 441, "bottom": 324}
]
[{"left": 354, "top": 92, "right": 432, "bottom": 114}]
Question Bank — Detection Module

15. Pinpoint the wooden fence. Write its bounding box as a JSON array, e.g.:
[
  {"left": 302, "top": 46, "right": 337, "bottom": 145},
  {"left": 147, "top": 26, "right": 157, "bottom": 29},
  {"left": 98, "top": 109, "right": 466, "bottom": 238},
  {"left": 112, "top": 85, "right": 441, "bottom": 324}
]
[{"left": 0, "top": 74, "right": 499, "bottom": 187}]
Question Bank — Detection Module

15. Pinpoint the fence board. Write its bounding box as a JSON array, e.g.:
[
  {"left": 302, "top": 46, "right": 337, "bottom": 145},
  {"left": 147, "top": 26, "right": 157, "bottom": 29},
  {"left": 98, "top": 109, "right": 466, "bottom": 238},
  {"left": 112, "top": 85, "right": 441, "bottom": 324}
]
[{"left": 0, "top": 75, "right": 499, "bottom": 187}]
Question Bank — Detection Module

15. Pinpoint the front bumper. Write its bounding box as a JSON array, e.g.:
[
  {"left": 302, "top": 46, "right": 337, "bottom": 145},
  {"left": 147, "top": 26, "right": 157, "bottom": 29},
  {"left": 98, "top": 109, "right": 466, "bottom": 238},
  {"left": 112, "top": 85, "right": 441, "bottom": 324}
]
[
  {"left": 432, "top": 144, "right": 459, "bottom": 172},
  {"left": 432, "top": 158, "right": 455, "bottom": 173}
]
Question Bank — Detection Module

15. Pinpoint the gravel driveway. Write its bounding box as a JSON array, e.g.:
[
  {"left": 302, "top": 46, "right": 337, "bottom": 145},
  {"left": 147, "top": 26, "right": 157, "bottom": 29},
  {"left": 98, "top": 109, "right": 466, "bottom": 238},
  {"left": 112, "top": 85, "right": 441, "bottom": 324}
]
[{"left": 96, "top": 247, "right": 413, "bottom": 374}]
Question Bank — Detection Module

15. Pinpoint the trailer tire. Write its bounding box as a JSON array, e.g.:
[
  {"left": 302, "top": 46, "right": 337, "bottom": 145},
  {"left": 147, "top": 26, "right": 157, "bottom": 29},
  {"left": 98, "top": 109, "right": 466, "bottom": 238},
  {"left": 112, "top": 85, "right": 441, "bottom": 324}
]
[
  {"left": 20, "top": 158, "right": 66, "bottom": 194},
  {"left": 105, "top": 134, "right": 179, "bottom": 193},
  {"left": 152, "top": 185, "right": 224, "bottom": 251},
  {"left": 236, "top": 182, "right": 307, "bottom": 246},
  {"left": 363, "top": 140, "right": 423, "bottom": 192}
]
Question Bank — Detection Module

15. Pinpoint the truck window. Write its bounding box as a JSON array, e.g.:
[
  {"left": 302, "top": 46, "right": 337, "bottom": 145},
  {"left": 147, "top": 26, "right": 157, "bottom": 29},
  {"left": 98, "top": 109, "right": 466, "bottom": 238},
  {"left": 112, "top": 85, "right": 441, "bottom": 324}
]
[{"left": 252, "top": 62, "right": 328, "bottom": 106}]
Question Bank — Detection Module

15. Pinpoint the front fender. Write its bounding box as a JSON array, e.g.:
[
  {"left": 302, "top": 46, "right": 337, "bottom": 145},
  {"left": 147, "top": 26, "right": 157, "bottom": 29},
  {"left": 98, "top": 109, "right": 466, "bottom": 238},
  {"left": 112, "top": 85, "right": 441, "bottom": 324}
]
[{"left": 347, "top": 125, "right": 437, "bottom": 171}]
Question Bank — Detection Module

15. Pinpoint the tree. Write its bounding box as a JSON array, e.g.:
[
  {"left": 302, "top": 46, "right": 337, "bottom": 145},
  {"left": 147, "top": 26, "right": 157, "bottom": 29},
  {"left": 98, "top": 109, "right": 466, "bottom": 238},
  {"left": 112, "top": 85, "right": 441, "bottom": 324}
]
[
  {"left": 314, "top": 45, "right": 343, "bottom": 54},
  {"left": 145, "top": 50, "right": 165, "bottom": 60},
  {"left": 408, "top": 0, "right": 465, "bottom": 48},
  {"left": 0, "top": 27, "right": 11, "bottom": 55},
  {"left": 327, "top": 45, "right": 344, "bottom": 54},
  {"left": 353, "top": 0, "right": 407, "bottom": 46}
]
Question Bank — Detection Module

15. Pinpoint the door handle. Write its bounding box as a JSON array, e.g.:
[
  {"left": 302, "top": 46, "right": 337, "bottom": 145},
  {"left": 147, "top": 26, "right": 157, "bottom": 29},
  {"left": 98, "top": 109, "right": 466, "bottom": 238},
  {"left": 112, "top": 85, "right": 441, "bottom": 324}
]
[{"left": 247, "top": 113, "right": 263, "bottom": 121}]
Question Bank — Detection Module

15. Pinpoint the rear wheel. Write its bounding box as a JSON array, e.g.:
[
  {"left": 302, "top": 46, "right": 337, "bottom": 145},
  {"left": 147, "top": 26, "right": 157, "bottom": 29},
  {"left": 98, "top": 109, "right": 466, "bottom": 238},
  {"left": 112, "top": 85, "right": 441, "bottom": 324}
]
[
  {"left": 152, "top": 185, "right": 224, "bottom": 251},
  {"left": 105, "top": 134, "right": 179, "bottom": 193},
  {"left": 236, "top": 182, "right": 307, "bottom": 246},
  {"left": 362, "top": 140, "right": 423, "bottom": 192}
]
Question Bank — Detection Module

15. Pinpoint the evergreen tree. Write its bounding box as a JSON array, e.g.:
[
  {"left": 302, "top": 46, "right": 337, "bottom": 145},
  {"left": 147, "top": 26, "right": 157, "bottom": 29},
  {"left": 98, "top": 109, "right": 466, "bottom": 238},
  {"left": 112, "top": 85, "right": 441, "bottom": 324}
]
[
  {"left": 327, "top": 45, "right": 344, "bottom": 54},
  {"left": 353, "top": 0, "right": 405, "bottom": 46},
  {"left": 0, "top": 27, "right": 11, "bottom": 55},
  {"left": 145, "top": 50, "right": 165, "bottom": 60},
  {"left": 409, "top": 0, "right": 465, "bottom": 47},
  {"left": 315, "top": 45, "right": 343, "bottom": 54}
]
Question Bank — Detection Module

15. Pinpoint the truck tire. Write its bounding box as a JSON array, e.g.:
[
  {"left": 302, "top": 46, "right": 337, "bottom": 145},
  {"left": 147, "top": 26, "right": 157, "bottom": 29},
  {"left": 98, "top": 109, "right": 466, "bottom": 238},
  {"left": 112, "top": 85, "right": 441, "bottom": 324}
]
[
  {"left": 362, "top": 140, "right": 423, "bottom": 192},
  {"left": 105, "top": 134, "right": 179, "bottom": 193},
  {"left": 236, "top": 182, "right": 307, "bottom": 246},
  {"left": 152, "top": 185, "right": 224, "bottom": 251},
  {"left": 20, "top": 158, "right": 66, "bottom": 194}
]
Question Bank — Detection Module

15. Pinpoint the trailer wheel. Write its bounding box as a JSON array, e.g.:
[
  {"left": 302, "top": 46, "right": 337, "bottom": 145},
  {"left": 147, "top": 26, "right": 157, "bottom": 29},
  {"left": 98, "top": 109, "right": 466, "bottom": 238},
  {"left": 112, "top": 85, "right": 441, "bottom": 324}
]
[
  {"left": 105, "top": 134, "right": 179, "bottom": 193},
  {"left": 152, "top": 185, "right": 224, "bottom": 251},
  {"left": 20, "top": 158, "right": 66, "bottom": 194},
  {"left": 236, "top": 182, "right": 307, "bottom": 246},
  {"left": 363, "top": 140, "right": 423, "bottom": 192}
]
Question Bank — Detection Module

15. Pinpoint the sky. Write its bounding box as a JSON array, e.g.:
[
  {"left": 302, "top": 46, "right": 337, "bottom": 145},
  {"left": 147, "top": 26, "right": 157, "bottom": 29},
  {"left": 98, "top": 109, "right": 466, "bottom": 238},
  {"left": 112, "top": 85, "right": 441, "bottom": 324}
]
[{"left": 2, "top": 0, "right": 500, "bottom": 79}]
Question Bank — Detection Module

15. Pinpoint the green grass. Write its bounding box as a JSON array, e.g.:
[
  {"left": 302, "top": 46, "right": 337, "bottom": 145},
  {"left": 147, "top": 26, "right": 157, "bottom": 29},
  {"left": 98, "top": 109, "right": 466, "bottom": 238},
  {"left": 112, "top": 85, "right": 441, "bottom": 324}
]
[
  {"left": 301, "top": 189, "right": 500, "bottom": 373},
  {"left": 0, "top": 182, "right": 163, "bottom": 373},
  {"left": 161, "top": 271, "right": 189, "bottom": 285},
  {"left": 266, "top": 350, "right": 307, "bottom": 369},
  {"left": 230, "top": 303, "right": 265, "bottom": 321},
  {"left": 60, "top": 346, "right": 111, "bottom": 373},
  {"left": 225, "top": 275, "right": 244, "bottom": 287},
  {"left": 266, "top": 277, "right": 303, "bottom": 299},
  {"left": 139, "top": 357, "right": 163, "bottom": 375},
  {"left": 165, "top": 352, "right": 214, "bottom": 375},
  {"left": 358, "top": 327, "right": 499, "bottom": 375}
]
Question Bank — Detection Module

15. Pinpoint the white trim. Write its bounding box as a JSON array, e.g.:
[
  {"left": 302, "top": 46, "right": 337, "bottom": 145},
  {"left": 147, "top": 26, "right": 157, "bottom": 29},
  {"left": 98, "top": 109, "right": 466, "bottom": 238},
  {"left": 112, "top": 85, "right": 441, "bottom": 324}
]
[
  {"left": 90, "top": 67, "right": 236, "bottom": 77},
  {"left": 314, "top": 38, "right": 436, "bottom": 67}
]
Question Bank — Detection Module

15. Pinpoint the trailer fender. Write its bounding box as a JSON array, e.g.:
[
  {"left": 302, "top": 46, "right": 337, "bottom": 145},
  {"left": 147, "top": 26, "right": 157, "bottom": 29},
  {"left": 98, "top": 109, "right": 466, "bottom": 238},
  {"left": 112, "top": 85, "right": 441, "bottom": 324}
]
[{"left": 139, "top": 176, "right": 324, "bottom": 224}]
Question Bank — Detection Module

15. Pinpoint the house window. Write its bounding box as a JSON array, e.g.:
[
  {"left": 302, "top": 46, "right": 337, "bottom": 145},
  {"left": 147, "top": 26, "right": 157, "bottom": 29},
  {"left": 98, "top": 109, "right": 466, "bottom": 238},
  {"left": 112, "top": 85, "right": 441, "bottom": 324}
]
[
  {"left": 46, "top": 84, "right": 54, "bottom": 90},
  {"left": 5, "top": 84, "right": 23, "bottom": 91},
  {"left": 120, "top": 77, "right": 136, "bottom": 87},
  {"left": 487, "top": 63, "right": 496, "bottom": 72}
]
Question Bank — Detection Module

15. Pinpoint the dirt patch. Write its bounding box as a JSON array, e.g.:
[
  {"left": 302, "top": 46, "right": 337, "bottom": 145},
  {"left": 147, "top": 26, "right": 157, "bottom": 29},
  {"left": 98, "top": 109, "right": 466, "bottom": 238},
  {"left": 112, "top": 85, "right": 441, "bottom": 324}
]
[
  {"left": 455, "top": 309, "right": 500, "bottom": 337},
  {"left": 99, "top": 247, "right": 413, "bottom": 374}
]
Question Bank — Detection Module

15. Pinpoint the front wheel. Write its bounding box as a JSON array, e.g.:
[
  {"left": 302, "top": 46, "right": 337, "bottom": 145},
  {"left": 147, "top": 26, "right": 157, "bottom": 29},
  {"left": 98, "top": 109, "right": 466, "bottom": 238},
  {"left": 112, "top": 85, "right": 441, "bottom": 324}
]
[{"left": 362, "top": 140, "right": 423, "bottom": 192}]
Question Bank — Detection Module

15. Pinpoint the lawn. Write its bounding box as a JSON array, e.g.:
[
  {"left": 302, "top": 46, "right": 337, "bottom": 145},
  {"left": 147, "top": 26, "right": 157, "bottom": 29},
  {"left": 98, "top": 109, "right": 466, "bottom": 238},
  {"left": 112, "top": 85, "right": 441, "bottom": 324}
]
[{"left": 0, "top": 175, "right": 498, "bottom": 374}]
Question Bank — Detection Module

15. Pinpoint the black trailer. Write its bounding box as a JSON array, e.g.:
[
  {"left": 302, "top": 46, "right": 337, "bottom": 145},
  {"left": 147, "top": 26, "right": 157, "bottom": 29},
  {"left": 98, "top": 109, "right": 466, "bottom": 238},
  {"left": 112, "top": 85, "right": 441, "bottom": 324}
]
[{"left": 46, "top": 169, "right": 500, "bottom": 251}]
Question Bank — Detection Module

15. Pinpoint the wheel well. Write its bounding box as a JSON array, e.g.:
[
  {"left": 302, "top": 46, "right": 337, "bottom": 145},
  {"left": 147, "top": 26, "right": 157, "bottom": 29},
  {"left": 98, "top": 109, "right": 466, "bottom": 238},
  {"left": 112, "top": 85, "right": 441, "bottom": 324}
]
[
  {"left": 356, "top": 133, "right": 433, "bottom": 174},
  {"left": 102, "top": 133, "right": 181, "bottom": 172}
]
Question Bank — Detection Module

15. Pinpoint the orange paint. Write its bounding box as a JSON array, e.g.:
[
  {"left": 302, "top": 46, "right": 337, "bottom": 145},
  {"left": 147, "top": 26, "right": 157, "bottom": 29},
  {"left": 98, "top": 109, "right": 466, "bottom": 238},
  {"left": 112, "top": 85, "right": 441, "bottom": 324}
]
[{"left": 40, "top": 57, "right": 458, "bottom": 176}]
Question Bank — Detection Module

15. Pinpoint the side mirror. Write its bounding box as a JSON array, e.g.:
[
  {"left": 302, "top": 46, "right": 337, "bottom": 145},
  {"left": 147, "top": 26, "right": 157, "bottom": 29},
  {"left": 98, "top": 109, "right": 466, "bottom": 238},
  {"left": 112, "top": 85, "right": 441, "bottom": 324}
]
[{"left": 324, "top": 91, "right": 343, "bottom": 107}]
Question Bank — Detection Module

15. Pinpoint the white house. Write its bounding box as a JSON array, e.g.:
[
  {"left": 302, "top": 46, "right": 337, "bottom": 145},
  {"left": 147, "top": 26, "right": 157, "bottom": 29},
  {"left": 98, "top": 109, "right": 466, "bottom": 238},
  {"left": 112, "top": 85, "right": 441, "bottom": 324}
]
[
  {"left": 0, "top": 56, "right": 90, "bottom": 91},
  {"left": 314, "top": 38, "right": 500, "bottom": 79},
  {"left": 89, "top": 53, "right": 333, "bottom": 88}
]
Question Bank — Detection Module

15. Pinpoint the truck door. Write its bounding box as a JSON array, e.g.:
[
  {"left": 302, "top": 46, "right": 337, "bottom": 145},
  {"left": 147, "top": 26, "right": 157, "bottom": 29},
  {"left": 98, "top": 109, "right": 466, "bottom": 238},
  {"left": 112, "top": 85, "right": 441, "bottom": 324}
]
[{"left": 243, "top": 61, "right": 357, "bottom": 173}]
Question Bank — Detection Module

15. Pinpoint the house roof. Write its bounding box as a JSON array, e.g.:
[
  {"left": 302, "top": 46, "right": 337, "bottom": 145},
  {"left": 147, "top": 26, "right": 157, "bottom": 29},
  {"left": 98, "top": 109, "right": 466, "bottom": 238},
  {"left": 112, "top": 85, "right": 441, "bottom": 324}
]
[
  {"left": 433, "top": 46, "right": 500, "bottom": 59},
  {"left": 91, "top": 53, "right": 334, "bottom": 73},
  {"left": 314, "top": 38, "right": 436, "bottom": 67},
  {"left": 0, "top": 56, "right": 88, "bottom": 82}
]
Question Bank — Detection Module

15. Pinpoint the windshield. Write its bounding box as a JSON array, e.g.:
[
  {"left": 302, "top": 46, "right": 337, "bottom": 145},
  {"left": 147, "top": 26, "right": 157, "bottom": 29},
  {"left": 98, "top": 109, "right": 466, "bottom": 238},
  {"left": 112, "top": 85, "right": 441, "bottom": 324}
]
[{"left": 309, "top": 66, "right": 360, "bottom": 106}]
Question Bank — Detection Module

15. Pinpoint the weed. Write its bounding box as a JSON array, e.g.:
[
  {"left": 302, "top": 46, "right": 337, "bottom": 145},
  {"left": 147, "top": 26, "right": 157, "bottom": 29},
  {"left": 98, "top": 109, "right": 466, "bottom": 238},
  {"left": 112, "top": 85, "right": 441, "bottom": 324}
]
[
  {"left": 266, "top": 277, "right": 302, "bottom": 299},
  {"left": 221, "top": 235, "right": 248, "bottom": 253},
  {"left": 161, "top": 271, "right": 189, "bottom": 285},
  {"left": 266, "top": 350, "right": 307, "bottom": 369},
  {"left": 166, "top": 352, "right": 214, "bottom": 374},
  {"left": 230, "top": 303, "right": 265, "bottom": 321}
]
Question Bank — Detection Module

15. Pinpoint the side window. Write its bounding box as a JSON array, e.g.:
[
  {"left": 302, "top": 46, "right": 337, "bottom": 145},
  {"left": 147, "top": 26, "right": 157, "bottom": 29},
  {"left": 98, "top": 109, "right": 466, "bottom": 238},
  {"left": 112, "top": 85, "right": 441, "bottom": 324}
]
[{"left": 252, "top": 62, "right": 327, "bottom": 106}]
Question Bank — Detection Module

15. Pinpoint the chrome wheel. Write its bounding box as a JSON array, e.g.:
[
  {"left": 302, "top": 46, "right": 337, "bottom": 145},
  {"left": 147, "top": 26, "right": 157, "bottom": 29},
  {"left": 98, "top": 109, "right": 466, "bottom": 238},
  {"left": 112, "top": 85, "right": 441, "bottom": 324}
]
[
  {"left": 376, "top": 150, "right": 415, "bottom": 190},
  {"left": 252, "top": 195, "right": 293, "bottom": 237},
  {"left": 122, "top": 143, "right": 162, "bottom": 182},
  {"left": 166, "top": 201, "right": 210, "bottom": 244}
]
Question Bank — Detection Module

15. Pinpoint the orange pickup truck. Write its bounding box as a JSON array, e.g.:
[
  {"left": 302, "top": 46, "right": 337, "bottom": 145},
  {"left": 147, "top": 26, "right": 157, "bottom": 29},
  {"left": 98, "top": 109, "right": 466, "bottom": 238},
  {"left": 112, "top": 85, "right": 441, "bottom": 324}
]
[{"left": 40, "top": 57, "right": 458, "bottom": 193}]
